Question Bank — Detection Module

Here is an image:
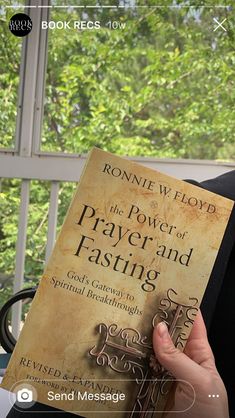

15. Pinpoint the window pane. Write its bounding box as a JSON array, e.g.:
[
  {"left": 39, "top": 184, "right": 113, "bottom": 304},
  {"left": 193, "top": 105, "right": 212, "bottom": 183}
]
[
  {"left": 0, "top": 1, "right": 25, "bottom": 149},
  {"left": 41, "top": 3, "right": 235, "bottom": 160}
]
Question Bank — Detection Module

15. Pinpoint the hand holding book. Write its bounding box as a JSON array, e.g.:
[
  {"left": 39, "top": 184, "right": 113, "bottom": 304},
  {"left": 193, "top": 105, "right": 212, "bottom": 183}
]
[{"left": 153, "top": 310, "right": 229, "bottom": 418}]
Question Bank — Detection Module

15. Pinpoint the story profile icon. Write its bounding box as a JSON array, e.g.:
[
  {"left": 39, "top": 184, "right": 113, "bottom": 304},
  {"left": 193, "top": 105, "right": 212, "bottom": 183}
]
[{"left": 9, "top": 13, "right": 33, "bottom": 37}]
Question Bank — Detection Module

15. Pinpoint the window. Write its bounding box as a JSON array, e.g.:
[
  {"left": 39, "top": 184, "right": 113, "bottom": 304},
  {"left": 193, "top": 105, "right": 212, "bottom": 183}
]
[{"left": 0, "top": 0, "right": 25, "bottom": 150}]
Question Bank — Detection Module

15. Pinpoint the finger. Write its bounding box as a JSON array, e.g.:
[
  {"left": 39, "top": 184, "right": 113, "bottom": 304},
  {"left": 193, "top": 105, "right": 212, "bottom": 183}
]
[
  {"left": 153, "top": 321, "right": 204, "bottom": 382},
  {"left": 185, "top": 310, "right": 215, "bottom": 367},
  {"left": 187, "top": 310, "right": 207, "bottom": 341}
]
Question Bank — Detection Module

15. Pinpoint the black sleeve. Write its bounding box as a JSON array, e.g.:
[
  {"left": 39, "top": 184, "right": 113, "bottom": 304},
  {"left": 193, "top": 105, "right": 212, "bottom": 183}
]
[
  {"left": 186, "top": 170, "right": 235, "bottom": 418},
  {"left": 185, "top": 170, "right": 235, "bottom": 330}
]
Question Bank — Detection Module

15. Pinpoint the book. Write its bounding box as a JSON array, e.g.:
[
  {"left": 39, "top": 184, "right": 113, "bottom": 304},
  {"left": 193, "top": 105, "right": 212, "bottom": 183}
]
[{"left": 1, "top": 148, "right": 233, "bottom": 416}]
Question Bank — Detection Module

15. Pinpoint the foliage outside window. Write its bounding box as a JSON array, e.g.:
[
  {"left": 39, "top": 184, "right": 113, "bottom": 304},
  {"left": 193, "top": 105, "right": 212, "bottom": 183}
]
[
  {"left": 0, "top": 0, "right": 24, "bottom": 149},
  {"left": 41, "top": 1, "right": 235, "bottom": 160},
  {"left": 0, "top": 1, "right": 235, "bottom": 316}
]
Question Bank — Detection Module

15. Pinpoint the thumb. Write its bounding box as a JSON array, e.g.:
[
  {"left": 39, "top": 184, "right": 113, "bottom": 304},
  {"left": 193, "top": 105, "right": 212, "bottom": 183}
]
[{"left": 153, "top": 321, "right": 203, "bottom": 383}]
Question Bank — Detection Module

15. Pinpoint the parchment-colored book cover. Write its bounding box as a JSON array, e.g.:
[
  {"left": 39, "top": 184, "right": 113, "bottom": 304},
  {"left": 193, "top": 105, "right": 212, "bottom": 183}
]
[{"left": 1, "top": 148, "right": 234, "bottom": 416}]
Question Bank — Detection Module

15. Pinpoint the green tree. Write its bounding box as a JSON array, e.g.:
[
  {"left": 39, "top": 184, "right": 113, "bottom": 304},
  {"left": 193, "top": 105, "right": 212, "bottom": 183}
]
[
  {"left": 0, "top": 0, "right": 234, "bottom": 313},
  {"left": 40, "top": 0, "right": 235, "bottom": 159}
]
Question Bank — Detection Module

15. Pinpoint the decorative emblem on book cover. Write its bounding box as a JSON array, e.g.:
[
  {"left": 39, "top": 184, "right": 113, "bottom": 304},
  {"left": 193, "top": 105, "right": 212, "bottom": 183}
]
[{"left": 89, "top": 288, "right": 199, "bottom": 416}]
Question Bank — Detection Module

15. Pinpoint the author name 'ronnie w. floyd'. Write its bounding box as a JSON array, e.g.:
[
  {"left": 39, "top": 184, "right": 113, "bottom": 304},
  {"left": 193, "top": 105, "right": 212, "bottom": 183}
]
[{"left": 102, "top": 161, "right": 216, "bottom": 213}]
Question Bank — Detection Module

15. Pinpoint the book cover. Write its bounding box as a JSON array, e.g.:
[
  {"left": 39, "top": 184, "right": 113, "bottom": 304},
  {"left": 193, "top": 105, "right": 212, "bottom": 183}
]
[{"left": 1, "top": 148, "right": 234, "bottom": 416}]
